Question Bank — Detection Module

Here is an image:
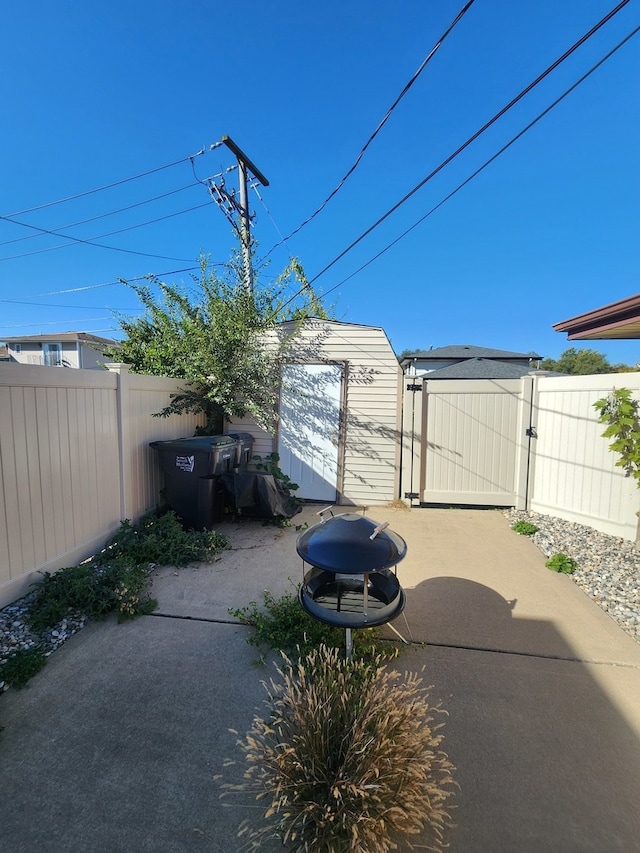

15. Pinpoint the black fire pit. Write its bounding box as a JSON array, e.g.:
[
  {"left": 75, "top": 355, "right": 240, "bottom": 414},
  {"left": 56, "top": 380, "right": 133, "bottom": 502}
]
[{"left": 296, "top": 507, "right": 408, "bottom": 657}]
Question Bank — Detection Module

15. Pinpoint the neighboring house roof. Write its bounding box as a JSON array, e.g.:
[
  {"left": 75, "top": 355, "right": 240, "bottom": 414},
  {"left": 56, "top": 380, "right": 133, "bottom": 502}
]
[
  {"left": 553, "top": 294, "right": 640, "bottom": 340},
  {"left": 400, "top": 344, "right": 542, "bottom": 365},
  {"left": 1, "top": 332, "right": 117, "bottom": 346},
  {"left": 423, "top": 357, "right": 538, "bottom": 380}
]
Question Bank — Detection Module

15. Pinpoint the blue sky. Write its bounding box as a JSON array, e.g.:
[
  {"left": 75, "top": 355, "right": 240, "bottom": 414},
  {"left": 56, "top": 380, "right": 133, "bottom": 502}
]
[{"left": 1, "top": 0, "right": 638, "bottom": 363}]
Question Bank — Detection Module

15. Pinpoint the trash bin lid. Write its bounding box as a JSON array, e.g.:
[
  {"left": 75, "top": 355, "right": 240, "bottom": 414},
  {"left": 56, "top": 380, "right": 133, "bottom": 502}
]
[
  {"left": 150, "top": 435, "right": 237, "bottom": 451},
  {"left": 224, "top": 432, "right": 254, "bottom": 443}
]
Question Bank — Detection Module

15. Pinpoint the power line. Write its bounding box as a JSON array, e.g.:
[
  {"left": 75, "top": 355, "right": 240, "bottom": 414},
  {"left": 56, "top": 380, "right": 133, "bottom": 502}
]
[
  {"left": 1, "top": 266, "right": 202, "bottom": 299},
  {"left": 320, "top": 24, "right": 640, "bottom": 301},
  {"left": 306, "top": 0, "right": 632, "bottom": 288},
  {"left": 0, "top": 202, "right": 211, "bottom": 262},
  {"left": 0, "top": 316, "right": 117, "bottom": 331},
  {"left": 2, "top": 142, "right": 223, "bottom": 218},
  {"left": 263, "top": 0, "right": 478, "bottom": 257},
  {"left": 273, "top": 0, "right": 633, "bottom": 318},
  {"left": 0, "top": 182, "right": 200, "bottom": 248}
]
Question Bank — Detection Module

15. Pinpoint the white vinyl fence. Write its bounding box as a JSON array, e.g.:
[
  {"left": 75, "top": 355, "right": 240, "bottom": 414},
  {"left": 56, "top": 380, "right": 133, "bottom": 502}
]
[
  {"left": 0, "top": 364, "right": 203, "bottom": 608},
  {"left": 3, "top": 362, "right": 639, "bottom": 609},
  {"left": 401, "top": 372, "right": 640, "bottom": 543},
  {"left": 529, "top": 373, "right": 640, "bottom": 541}
]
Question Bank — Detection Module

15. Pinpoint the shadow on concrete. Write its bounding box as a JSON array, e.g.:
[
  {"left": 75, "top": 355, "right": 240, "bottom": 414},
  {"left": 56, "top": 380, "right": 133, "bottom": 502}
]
[{"left": 397, "top": 576, "right": 640, "bottom": 852}]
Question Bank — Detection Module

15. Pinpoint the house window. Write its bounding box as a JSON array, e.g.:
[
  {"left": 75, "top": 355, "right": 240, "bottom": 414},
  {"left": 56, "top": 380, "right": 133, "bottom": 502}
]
[
  {"left": 14, "top": 344, "right": 21, "bottom": 354},
  {"left": 43, "top": 343, "right": 62, "bottom": 366}
]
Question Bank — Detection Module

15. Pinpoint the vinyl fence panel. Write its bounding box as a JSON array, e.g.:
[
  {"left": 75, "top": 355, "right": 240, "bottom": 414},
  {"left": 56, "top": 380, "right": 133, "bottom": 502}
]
[
  {"left": 0, "top": 364, "right": 203, "bottom": 607},
  {"left": 529, "top": 373, "right": 640, "bottom": 541}
]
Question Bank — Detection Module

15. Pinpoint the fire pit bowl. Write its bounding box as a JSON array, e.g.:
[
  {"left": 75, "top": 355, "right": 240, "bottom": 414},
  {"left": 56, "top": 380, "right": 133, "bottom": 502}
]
[{"left": 299, "top": 566, "right": 405, "bottom": 628}]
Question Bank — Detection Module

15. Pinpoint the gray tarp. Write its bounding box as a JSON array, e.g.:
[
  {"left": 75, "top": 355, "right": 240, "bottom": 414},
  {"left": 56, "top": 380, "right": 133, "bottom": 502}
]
[{"left": 220, "top": 472, "right": 301, "bottom": 519}]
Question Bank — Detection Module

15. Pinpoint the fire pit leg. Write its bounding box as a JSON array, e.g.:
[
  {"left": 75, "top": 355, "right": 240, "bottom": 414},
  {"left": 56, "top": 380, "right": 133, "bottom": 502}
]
[
  {"left": 345, "top": 628, "right": 353, "bottom": 660},
  {"left": 385, "top": 620, "right": 410, "bottom": 645}
]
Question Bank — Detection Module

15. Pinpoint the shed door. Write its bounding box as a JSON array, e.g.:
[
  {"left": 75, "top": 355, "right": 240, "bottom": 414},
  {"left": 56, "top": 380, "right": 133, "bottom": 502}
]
[{"left": 278, "top": 363, "right": 342, "bottom": 501}]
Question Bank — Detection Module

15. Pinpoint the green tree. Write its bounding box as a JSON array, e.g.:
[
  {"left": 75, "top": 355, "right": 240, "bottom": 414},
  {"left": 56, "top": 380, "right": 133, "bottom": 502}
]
[
  {"left": 398, "top": 348, "right": 424, "bottom": 360},
  {"left": 539, "top": 347, "right": 616, "bottom": 375},
  {"left": 108, "top": 252, "right": 328, "bottom": 433},
  {"left": 594, "top": 388, "right": 640, "bottom": 486}
]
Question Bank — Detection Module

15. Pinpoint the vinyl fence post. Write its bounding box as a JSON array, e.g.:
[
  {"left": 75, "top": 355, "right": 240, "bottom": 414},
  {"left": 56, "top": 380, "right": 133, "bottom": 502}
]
[{"left": 106, "top": 363, "right": 132, "bottom": 521}]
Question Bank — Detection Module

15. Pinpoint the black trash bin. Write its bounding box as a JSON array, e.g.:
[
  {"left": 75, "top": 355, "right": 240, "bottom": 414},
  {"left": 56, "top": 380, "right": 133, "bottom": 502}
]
[
  {"left": 149, "top": 435, "right": 237, "bottom": 529},
  {"left": 224, "top": 432, "right": 255, "bottom": 470}
]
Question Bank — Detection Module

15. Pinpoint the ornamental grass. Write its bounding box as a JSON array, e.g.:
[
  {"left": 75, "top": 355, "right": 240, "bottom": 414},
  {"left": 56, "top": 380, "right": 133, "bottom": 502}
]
[{"left": 225, "top": 644, "right": 456, "bottom": 852}]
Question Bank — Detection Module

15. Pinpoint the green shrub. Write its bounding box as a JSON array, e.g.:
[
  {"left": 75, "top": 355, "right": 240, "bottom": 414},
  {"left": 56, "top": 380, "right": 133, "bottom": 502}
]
[
  {"left": 27, "top": 510, "right": 228, "bottom": 630},
  {"left": 1, "top": 648, "right": 47, "bottom": 689},
  {"left": 227, "top": 644, "right": 456, "bottom": 852},
  {"left": 594, "top": 388, "right": 640, "bottom": 486},
  {"left": 104, "top": 511, "right": 227, "bottom": 567},
  {"left": 27, "top": 563, "right": 116, "bottom": 632},
  {"left": 511, "top": 520, "right": 539, "bottom": 536},
  {"left": 545, "top": 553, "right": 578, "bottom": 574},
  {"left": 229, "top": 588, "right": 391, "bottom": 662}
]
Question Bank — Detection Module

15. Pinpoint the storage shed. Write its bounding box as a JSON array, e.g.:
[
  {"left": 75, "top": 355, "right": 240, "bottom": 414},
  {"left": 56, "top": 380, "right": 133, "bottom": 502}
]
[{"left": 226, "top": 318, "right": 402, "bottom": 506}]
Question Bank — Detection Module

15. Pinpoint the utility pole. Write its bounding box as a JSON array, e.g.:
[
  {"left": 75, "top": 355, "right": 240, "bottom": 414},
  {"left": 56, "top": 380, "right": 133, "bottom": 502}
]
[{"left": 221, "top": 135, "right": 269, "bottom": 293}]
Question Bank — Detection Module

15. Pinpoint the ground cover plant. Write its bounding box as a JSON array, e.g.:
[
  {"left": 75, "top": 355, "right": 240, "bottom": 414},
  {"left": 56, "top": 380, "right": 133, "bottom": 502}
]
[
  {"left": 229, "top": 587, "right": 394, "bottom": 663},
  {"left": 27, "top": 510, "right": 227, "bottom": 632},
  {"left": 1, "top": 648, "right": 47, "bottom": 689},
  {"left": 545, "top": 553, "right": 577, "bottom": 574},
  {"left": 511, "top": 520, "right": 539, "bottom": 536},
  {"left": 225, "top": 644, "right": 456, "bottom": 852}
]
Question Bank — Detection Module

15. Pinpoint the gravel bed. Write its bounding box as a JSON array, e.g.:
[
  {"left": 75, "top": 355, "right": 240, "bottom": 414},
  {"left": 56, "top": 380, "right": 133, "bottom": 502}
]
[
  {"left": 506, "top": 509, "right": 640, "bottom": 644},
  {"left": 0, "top": 591, "right": 87, "bottom": 692}
]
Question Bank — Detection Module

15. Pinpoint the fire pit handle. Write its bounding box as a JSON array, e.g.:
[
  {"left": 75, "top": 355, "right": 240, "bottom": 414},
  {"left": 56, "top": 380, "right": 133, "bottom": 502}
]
[
  {"left": 369, "top": 521, "right": 389, "bottom": 540},
  {"left": 317, "top": 505, "right": 335, "bottom": 522}
]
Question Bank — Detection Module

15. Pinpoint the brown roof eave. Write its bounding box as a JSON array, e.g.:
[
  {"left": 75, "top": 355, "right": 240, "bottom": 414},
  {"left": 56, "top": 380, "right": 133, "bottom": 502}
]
[{"left": 553, "top": 294, "right": 640, "bottom": 339}]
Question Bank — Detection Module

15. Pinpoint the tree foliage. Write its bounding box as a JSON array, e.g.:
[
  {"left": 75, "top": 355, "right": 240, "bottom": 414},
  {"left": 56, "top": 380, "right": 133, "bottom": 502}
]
[
  {"left": 108, "top": 253, "right": 329, "bottom": 433},
  {"left": 594, "top": 387, "right": 640, "bottom": 487},
  {"left": 539, "top": 347, "right": 633, "bottom": 375}
]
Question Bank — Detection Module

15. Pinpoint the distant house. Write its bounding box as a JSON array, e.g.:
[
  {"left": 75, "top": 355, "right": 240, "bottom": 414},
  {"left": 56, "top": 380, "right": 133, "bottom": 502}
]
[
  {"left": 400, "top": 345, "right": 542, "bottom": 379},
  {"left": 0, "top": 345, "right": 9, "bottom": 362},
  {"left": 1, "top": 332, "right": 118, "bottom": 370}
]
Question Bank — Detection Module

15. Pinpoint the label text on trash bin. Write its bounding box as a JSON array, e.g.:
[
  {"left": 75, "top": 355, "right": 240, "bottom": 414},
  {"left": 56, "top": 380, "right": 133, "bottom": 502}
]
[{"left": 175, "top": 455, "right": 195, "bottom": 473}]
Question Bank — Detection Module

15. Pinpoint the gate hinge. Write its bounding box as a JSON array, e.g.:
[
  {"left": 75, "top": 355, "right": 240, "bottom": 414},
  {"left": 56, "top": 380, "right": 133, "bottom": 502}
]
[
  {"left": 406, "top": 383, "right": 422, "bottom": 392},
  {"left": 404, "top": 492, "right": 420, "bottom": 500}
]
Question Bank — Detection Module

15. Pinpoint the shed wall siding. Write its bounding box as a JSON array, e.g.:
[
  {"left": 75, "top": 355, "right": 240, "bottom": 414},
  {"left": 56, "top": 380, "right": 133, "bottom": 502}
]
[
  {"left": 233, "top": 320, "right": 401, "bottom": 505},
  {"left": 287, "top": 322, "right": 400, "bottom": 505}
]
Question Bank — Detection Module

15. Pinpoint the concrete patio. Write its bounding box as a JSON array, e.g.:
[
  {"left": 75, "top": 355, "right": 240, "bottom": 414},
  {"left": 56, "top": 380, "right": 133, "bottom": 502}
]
[{"left": 1, "top": 505, "right": 640, "bottom": 852}]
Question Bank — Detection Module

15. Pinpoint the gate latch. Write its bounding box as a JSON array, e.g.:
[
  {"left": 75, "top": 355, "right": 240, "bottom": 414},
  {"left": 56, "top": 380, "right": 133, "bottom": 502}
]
[{"left": 526, "top": 426, "right": 537, "bottom": 438}]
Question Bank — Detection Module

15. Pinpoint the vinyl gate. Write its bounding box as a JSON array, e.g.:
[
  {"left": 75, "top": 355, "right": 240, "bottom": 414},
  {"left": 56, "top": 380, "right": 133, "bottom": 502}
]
[{"left": 402, "top": 377, "right": 535, "bottom": 507}]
